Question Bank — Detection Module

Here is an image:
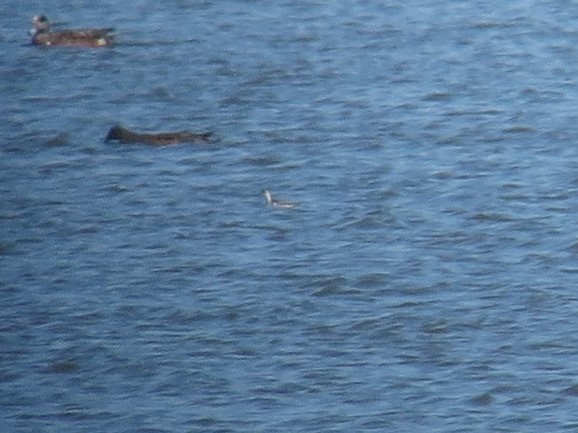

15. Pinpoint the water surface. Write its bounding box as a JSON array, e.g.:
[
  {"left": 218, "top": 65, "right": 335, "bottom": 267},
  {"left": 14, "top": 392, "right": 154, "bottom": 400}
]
[{"left": 3, "top": 1, "right": 578, "bottom": 432}]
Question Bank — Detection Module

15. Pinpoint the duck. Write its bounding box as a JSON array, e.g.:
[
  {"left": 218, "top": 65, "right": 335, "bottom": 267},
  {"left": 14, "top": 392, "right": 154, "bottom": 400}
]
[
  {"left": 30, "top": 15, "right": 114, "bottom": 47},
  {"left": 263, "top": 190, "right": 298, "bottom": 208},
  {"left": 105, "top": 125, "right": 213, "bottom": 146}
]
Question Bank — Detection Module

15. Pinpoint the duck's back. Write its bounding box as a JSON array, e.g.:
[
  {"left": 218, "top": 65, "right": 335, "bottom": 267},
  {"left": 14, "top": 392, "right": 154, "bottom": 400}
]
[{"left": 33, "top": 28, "right": 114, "bottom": 47}]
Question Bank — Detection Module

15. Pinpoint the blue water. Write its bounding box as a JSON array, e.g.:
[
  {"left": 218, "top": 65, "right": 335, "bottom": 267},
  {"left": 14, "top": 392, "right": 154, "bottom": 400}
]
[{"left": 3, "top": 1, "right": 578, "bottom": 432}]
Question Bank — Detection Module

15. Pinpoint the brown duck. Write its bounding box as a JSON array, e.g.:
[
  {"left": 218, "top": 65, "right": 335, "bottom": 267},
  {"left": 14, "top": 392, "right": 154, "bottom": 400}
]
[
  {"left": 105, "top": 126, "right": 213, "bottom": 146},
  {"left": 31, "top": 15, "right": 114, "bottom": 47}
]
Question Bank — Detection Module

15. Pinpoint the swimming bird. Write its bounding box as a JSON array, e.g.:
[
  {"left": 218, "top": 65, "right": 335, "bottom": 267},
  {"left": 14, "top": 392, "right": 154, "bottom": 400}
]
[
  {"left": 30, "top": 15, "right": 114, "bottom": 47},
  {"left": 263, "top": 190, "right": 298, "bottom": 208},
  {"left": 105, "top": 126, "right": 213, "bottom": 146}
]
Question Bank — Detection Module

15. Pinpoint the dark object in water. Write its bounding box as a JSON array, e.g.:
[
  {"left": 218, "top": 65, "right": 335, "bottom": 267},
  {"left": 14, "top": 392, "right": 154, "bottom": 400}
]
[
  {"left": 31, "top": 15, "right": 114, "bottom": 47},
  {"left": 105, "top": 125, "right": 213, "bottom": 145}
]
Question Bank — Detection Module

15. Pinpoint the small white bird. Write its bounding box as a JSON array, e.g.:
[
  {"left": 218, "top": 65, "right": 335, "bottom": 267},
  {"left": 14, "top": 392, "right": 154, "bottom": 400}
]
[{"left": 263, "top": 189, "right": 298, "bottom": 208}]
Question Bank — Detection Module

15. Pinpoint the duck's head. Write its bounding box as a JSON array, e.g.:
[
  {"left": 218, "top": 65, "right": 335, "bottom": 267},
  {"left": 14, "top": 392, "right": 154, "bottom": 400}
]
[
  {"left": 105, "top": 126, "right": 128, "bottom": 142},
  {"left": 31, "top": 15, "right": 50, "bottom": 33}
]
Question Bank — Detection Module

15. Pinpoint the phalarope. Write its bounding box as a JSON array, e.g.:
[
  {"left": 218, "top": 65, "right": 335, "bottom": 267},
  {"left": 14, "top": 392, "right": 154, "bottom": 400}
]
[{"left": 263, "top": 190, "right": 298, "bottom": 208}]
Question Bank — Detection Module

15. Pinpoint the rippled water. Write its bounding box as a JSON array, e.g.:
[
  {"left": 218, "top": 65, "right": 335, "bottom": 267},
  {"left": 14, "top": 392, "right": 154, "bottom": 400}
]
[{"left": 3, "top": 1, "right": 578, "bottom": 432}]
